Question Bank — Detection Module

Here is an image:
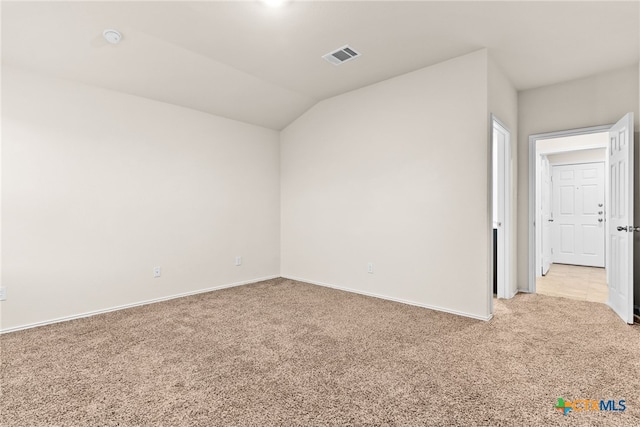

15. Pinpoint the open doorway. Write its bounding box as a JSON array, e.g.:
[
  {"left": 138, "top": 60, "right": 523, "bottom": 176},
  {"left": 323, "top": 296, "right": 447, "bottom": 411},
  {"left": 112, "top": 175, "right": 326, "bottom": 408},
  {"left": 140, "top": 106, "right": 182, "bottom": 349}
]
[
  {"left": 535, "top": 133, "right": 608, "bottom": 303},
  {"left": 528, "top": 114, "right": 635, "bottom": 324}
]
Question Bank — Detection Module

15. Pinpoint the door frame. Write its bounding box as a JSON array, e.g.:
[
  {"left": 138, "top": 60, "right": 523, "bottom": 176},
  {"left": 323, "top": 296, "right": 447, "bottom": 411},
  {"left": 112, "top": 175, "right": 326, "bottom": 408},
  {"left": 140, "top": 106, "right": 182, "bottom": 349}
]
[
  {"left": 492, "top": 115, "right": 512, "bottom": 300},
  {"left": 528, "top": 124, "right": 612, "bottom": 293}
]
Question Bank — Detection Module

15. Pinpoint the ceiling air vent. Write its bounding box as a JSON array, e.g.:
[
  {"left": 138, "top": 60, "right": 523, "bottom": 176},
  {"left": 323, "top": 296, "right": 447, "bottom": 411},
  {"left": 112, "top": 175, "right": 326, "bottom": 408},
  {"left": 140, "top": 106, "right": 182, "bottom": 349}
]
[{"left": 322, "top": 45, "right": 361, "bottom": 66}]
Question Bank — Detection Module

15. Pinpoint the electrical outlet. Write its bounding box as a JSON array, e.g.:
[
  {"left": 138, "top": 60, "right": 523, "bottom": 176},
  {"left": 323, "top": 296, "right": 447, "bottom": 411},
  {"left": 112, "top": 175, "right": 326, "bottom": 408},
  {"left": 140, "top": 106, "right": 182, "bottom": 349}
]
[
  {"left": 367, "top": 262, "right": 374, "bottom": 274},
  {"left": 0, "top": 287, "right": 6, "bottom": 301},
  {"left": 153, "top": 267, "right": 161, "bottom": 278},
  {"left": 235, "top": 256, "right": 242, "bottom": 266}
]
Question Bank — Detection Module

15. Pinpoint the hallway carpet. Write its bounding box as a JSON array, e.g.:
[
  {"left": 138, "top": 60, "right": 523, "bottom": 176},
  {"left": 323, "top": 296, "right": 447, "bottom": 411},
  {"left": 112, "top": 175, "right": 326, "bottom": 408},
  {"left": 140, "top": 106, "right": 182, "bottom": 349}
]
[{"left": 2, "top": 278, "right": 639, "bottom": 426}]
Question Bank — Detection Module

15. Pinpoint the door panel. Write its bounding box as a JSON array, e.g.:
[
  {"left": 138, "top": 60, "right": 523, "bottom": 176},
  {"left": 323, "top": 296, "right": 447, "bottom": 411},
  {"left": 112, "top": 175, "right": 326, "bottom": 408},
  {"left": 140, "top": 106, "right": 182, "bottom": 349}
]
[
  {"left": 607, "top": 113, "right": 634, "bottom": 324},
  {"left": 582, "top": 185, "right": 598, "bottom": 213},
  {"left": 581, "top": 225, "right": 598, "bottom": 254},
  {"left": 541, "top": 156, "right": 552, "bottom": 275},
  {"left": 492, "top": 119, "right": 511, "bottom": 299},
  {"left": 559, "top": 225, "right": 574, "bottom": 253},
  {"left": 559, "top": 185, "right": 574, "bottom": 213},
  {"left": 552, "top": 162, "right": 605, "bottom": 267}
]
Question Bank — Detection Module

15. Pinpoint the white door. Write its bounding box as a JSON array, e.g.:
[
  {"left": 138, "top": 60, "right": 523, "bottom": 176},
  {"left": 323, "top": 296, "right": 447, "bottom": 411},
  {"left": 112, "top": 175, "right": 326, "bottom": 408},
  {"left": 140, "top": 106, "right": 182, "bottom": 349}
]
[
  {"left": 541, "top": 156, "right": 552, "bottom": 275},
  {"left": 552, "top": 162, "right": 605, "bottom": 267},
  {"left": 492, "top": 118, "right": 511, "bottom": 299},
  {"left": 608, "top": 113, "right": 634, "bottom": 324}
]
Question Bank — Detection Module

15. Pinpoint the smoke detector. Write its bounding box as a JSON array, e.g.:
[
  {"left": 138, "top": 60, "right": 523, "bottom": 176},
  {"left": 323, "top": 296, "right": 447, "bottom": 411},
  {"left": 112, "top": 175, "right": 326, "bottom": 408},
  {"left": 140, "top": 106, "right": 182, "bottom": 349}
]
[
  {"left": 322, "top": 45, "right": 361, "bottom": 66},
  {"left": 103, "top": 29, "right": 122, "bottom": 45}
]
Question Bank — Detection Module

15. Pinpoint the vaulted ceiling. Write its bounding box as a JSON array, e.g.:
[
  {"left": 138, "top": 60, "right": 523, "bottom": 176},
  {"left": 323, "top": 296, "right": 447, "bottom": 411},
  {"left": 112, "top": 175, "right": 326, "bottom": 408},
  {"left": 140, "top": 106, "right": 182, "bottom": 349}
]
[{"left": 3, "top": 1, "right": 638, "bottom": 130}]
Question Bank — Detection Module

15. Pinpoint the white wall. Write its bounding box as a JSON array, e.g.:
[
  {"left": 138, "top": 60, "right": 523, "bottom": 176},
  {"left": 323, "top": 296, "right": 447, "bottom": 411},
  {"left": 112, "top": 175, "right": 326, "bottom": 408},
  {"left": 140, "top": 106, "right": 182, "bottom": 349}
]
[
  {"left": 280, "top": 50, "right": 491, "bottom": 320},
  {"left": 546, "top": 148, "right": 606, "bottom": 165},
  {"left": 1, "top": 66, "right": 281, "bottom": 331},
  {"left": 537, "top": 133, "right": 609, "bottom": 155},
  {"left": 488, "top": 57, "right": 518, "bottom": 298},
  {"left": 517, "top": 64, "right": 639, "bottom": 302}
]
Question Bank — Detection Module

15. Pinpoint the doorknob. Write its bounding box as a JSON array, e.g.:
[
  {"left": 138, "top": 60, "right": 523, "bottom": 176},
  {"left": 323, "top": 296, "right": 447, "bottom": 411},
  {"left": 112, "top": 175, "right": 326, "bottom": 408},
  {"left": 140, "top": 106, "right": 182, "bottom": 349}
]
[
  {"left": 598, "top": 218, "right": 603, "bottom": 222},
  {"left": 617, "top": 226, "right": 628, "bottom": 232},
  {"left": 548, "top": 219, "right": 554, "bottom": 222},
  {"left": 598, "top": 211, "right": 603, "bottom": 215}
]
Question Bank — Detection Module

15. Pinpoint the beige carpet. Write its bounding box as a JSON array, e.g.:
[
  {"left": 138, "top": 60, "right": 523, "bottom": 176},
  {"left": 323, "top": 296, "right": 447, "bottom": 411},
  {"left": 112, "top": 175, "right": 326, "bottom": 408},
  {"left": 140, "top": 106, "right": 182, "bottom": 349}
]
[{"left": 1, "top": 278, "right": 639, "bottom": 426}]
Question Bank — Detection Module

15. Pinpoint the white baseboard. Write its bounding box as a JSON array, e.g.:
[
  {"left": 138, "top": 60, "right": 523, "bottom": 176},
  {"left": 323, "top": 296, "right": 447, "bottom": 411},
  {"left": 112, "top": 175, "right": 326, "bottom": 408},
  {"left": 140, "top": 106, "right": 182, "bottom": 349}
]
[
  {"left": 282, "top": 275, "right": 493, "bottom": 321},
  {"left": 0, "top": 275, "right": 279, "bottom": 334},
  {"left": 2, "top": 275, "right": 493, "bottom": 333}
]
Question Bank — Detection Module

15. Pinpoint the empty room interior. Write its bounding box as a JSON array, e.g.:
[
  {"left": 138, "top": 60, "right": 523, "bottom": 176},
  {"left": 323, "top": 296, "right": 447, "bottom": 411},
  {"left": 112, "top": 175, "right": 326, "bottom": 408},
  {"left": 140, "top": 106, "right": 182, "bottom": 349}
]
[{"left": 2, "top": 1, "right": 640, "bottom": 425}]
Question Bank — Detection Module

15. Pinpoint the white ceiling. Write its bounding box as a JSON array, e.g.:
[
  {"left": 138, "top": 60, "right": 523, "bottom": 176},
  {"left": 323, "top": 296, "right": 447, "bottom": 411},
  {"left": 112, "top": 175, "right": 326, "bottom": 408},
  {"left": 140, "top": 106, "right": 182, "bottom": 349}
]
[{"left": 2, "top": 1, "right": 639, "bottom": 130}]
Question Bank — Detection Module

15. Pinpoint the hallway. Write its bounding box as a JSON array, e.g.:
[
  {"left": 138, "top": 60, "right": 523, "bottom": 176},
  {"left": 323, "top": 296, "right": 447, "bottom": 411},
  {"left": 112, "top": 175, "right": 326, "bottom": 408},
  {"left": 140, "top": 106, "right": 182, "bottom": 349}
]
[{"left": 536, "top": 264, "right": 607, "bottom": 303}]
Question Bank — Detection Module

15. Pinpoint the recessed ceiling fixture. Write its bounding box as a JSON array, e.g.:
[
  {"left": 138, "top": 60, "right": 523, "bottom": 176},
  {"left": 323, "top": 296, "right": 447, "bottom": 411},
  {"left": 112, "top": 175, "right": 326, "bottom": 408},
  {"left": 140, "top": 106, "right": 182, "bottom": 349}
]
[
  {"left": 103, "top": 29, "right": 122, "bottom": 45},
  {"left": 261, "top": 0, "right": 289, "bottom": 7},
  {"left": 322, "top": 45, "right": 361, "bottom": 66}
]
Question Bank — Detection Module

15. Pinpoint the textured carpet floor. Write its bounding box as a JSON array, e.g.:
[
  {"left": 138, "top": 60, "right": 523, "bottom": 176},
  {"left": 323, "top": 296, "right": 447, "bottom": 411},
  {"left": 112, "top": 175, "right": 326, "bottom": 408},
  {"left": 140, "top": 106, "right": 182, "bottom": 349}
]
[{"left": 1, "top": 278, "right": 639, "bottom": 426}]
